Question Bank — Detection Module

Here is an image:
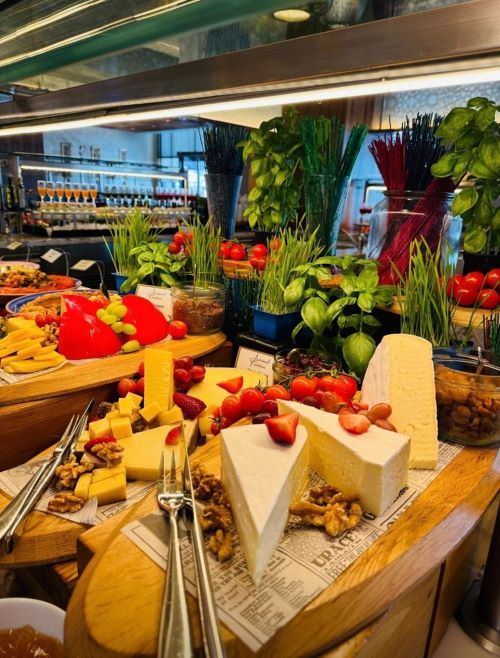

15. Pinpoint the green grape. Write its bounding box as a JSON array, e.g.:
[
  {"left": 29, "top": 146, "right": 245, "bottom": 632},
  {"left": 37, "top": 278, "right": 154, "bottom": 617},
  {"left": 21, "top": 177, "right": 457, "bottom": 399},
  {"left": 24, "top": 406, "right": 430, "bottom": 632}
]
[
  {"left": 111, "top": 321, "right": 124, "bottom": 333},
  {"left": 122, "top": 323, "right": 137, "bottom": 335},
  {"left": 122, "top": 339, "right": 140, "bottom": 353},
  {"left": 96, "top": 308, "right": 107, "bottom": 320},
  {"left": 100, "top": 313, "right": 118, "bottom": 325},
  {"left": 107, "top": 303, "right": 127, "bottom": 319}
]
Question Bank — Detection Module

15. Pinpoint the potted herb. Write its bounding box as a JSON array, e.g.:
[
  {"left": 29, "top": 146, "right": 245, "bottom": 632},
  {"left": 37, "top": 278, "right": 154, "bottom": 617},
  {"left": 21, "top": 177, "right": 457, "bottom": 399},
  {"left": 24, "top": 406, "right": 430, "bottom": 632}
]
[
  {"left": 171, "top": 217, "right": 225, "bottom": 334},
  {"left": 120, "top": 240, "right": 188, "bottom": 293},
  {"left": 283, "top": 255, "right": 394, "bottom": 376},
  {"left": 240, "top": 108, "right": 302, "bottom": 236},
  {"left": 431, "top": 96, "right": 500, "bottom": 271},
  {"left": 252, "top": 227, "right": 323, "bottom": 341},
  {"left": 104, "top": 208, "right": 156, "bottom": 292}
]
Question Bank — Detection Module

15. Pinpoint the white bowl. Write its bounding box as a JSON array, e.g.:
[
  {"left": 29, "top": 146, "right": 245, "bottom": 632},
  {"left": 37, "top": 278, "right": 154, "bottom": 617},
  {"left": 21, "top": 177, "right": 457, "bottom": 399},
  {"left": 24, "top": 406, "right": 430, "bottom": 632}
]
[{"left": 0, "top": 597, "right": 65, "bottom": 642}]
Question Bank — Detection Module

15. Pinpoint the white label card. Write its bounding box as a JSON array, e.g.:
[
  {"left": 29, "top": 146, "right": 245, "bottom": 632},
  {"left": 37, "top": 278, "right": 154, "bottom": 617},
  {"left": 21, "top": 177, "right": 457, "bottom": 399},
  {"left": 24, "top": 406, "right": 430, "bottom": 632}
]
[
  {"left": 6, "top": 241, "right": 22, "bottom": 250},
  {"left": 136, "top": 284, "right": 172, "bottom": 320},
  {"left": 41, "top": 249, "right": 62, "bottom": 263},
  {"left": 72, "top": 259, "right": 96, "bottom": 271},
  {"left": 235, "top": 347, "right": 273, "bottom": 384}
]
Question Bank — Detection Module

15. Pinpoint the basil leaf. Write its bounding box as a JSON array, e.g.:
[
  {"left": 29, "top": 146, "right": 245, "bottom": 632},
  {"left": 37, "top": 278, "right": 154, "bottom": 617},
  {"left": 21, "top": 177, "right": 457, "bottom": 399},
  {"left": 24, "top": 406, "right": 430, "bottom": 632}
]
[
  {"left": 475, "top": 190, "right": 494, "bottom": 226},
  {"left": 475, "top": 105, "right": 496, "bottom": 131},
  {"left": 431, "top": 152, "right": 458, "bottom": 178},
  {"left": 467, "top": 97, "right": 490, "bottom": 109},
  {"left": 301, "top": 297, "right": 328, "bottom": 336},
  {"left": 325, "top": 296, "right": 356, "bottom": 324},
  {"left": 316, "top": 290, "right": 330, "bottom": 303},
  {"left": 291, "top": 320, "right": 306, "bottom": 341},
  {"left": 478, "top": 135, "right": 500, "bottom": 175},
  {"left": 274, "top": 171, "right": 287, "bottom": 187},
  {"left": 362, "top": 315, "right": 381, "bottom": 327},
  {"left": 436, "top": 108, "right": 474, "bottom": 144},
  {"left": 251, "top": 159, "right": 262, "bottom": 177},
  {"left": 469, "top": 157, "right": 497, "bottom": 180},
  {"left": 284, "top": 277, "right": 305, "bottom": 306},
  {"left": 340, "top": 273, "right": 357, "bottom": 294},
  {"left": 291, "top": 264, "right": 312, "bottom": 275},
  {"left": 313, "top": 256, "right": 343, "bottom": 266},
  {"left": 314, "top": 266, "right": 332, "bottom": 281},
  {"left": 451, "top": 187, "right": 478, "bottom": 216},
  {"left": 463, "top": 225, "right": 488, "bottom": 253},
  {"left": 160, "top": 273, "right": 177, "bottom": 286},
  {"left": 356, "top": 267, "right": 379, "bottom": 292},
  {"left": 341, "top": 314, "right": 362, "bottom": 329},
  {"left": 492, "top": 208, "right": 500, "bottom": 231},
  {"left": 357, "top": 292, "right": 375, "bottom": 312},
  {"left": 342, "top": 332, "right": 376, "bottom": 377},
  {"left": 248, "top": 187, "right": 262, "bottom": 202},
  {"left": 455, "top": 129, "right": 482, "bottom": 151}
]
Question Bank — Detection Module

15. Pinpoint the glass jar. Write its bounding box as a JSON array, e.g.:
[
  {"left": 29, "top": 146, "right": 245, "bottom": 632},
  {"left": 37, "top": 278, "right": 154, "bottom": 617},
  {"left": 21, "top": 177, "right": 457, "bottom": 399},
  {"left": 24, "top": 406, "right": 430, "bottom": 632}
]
[
  {"left": 434, "top": 356, "right": 499, "bottom": 446},
  {"left": 171, "top": 283, "right": 225, "bottom": 335},
  {"left": 273, "top": 348, "right": 341, "bottom": 385},
  {"left": 366, "top": 191, "right": 462, "bottom": 284}
]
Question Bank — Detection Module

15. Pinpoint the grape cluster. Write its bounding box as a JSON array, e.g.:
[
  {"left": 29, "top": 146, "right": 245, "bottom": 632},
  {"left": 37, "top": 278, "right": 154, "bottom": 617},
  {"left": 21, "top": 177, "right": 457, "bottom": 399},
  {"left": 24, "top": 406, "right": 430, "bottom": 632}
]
[{"left": 96, "top": 301, "right": 139, "bottom": 353}]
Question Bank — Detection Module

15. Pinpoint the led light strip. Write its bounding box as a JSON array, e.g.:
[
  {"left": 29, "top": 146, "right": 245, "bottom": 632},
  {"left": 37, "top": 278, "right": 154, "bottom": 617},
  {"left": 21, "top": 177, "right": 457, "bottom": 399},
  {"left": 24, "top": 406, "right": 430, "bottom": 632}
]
[
  {"left": 1, "top": 66, "right": 500, "bottom": 136},
  {"left": 20, "top": 164, "right": 186, "bottom": 182}
]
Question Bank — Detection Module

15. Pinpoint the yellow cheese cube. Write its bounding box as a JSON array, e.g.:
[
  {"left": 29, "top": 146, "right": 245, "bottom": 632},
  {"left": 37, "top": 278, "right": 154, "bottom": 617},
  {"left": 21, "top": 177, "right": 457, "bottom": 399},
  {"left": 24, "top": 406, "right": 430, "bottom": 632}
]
[
  {"left": 5, "top": 317, "right": 37, "bottom": 332},
  {"left": 88, "top": 418, "right": 111, "bottom": 440},
  {"left": 200, "top": 403, "right": 218, "bottom": 419},
  {"left": 74, "top": 473, "right": 92, "bottom": 501},
  {"left": 144, "top": 347, "right": 174, "bottom": 410},
  {"left": 139, "top": 401, "right": 163, "bottom": 424},
  {"left": 106, "top": 410, "right": 120, "bottom": 420},
  {"left": 92, "top": 465, "right": 126, "bottom": 483},
  {"left": 157, "top": 406, "right": 184, "bottom": 426},
  {"left": 88, "top": 466, "right": 127, "bottom": 505},
  {"left": 125, "top": 391, "right": 143, "bottom": 410},
  {"left": 118, "top": 397, "right": 134, "bottom": 417},
  {"left": 110, "top": 416, "right": 133, "bottom": 439}
]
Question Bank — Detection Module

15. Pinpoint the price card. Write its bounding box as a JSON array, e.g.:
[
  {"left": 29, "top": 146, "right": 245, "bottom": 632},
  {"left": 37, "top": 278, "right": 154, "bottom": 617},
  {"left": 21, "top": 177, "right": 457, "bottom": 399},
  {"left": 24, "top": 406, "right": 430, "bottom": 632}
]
[
  {"left": 235, "top": 347, "right": 272, "bottom": 384},
  {"left": 136, "top": 284, "right": 172, "bottom": 319},
  {"left": 72, "top": 259, "right": 96, "bottom": 272},
  {"left": 41, "top": 249, "right": 62, "bottom": 263},
  {"left": 6, "top": 241, "right": 23, "bottom": 251}
]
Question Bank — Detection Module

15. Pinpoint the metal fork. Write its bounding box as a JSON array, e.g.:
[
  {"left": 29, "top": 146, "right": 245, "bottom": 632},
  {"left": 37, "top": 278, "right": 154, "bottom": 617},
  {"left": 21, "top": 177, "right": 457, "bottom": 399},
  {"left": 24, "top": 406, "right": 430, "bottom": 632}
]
[{"left": 157, "top": 449, "right": 194, "bottom": 658}]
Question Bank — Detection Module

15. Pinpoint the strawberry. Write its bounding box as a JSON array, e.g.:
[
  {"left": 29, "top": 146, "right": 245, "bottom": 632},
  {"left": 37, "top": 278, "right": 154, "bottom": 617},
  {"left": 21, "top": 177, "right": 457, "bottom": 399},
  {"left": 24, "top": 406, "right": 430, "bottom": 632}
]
[
  {"left": 84, "top": 436, "right": 116, "bottom": 452},
  {"left": 165, "top": 426, "right": 181, "bottom": 445},
  {"left": 217, "top": 376, "right": 244, "bottom": 394},
  {"left": 338, "top": 413, "right": 371, "bottom": 435},
  {"left": 173, "top": 392, "right": 207, "bottom": 420},
  {"left": 265, "top": 412, "right": 299, "bottom": 445}
]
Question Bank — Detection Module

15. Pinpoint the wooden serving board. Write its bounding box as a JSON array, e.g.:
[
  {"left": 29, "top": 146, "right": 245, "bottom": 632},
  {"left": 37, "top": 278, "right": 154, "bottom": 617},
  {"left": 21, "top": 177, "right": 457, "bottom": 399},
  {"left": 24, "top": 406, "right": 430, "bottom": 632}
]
[
  {"left": 65, "top": 439, "right": 499, "bottom": 658},
  {"left": 0, "top": 332, "right": 226, "bottom": 406},
  {"left": 388, "top": 298, "right": 494, "bottom": 329}
]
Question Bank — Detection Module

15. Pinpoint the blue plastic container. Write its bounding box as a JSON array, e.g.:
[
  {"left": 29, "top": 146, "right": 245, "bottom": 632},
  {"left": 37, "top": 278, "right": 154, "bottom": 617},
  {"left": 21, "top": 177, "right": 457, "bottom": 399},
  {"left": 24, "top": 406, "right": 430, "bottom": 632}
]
[
  {"left": 113, "top": 273, "right": 134, "bottom": 295},
  {"left": 251, "top": 305, "right": 301, "bottom": 342}
]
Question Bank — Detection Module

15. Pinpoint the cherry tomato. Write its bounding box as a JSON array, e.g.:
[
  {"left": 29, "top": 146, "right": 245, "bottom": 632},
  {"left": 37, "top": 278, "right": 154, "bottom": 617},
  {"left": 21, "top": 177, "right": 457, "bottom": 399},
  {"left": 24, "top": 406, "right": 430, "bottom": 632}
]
[
  {"left": 135, "top": 377, "right": 145, "bottom": 396},
  {"left": 137, "top": 361, "right": 145, "bottom": 377},
  {"left": 117, "top": 378, "right": 137, "bottom": 397},
  {"left": 265, "top": 384, "right": 291, "bottom": 401},
  {"left": 316, "top": 376, "right": 352, "bottom": 403},
  {"left": 250, "top": 256, "right": 266, "bottom": 271},
  {"left": 168, "top": 242, "right": 181, "bottom": 254},
  {"left": 240, "top": 387, "right": 265, "bottom": 414},
  {"left": 168, "top": 320, "right": 188, "bottom": 339},
  {"left": 175, "top": 355, "right": 193, "bottom": 370},
  {"left": 190, "top": 365, "right": 206, "bottom": 383},
  {"left": 290, "top": 375, "right": 317, "bottom": 401},
  {"left": 464, "top": 271, "right": 485, "bottom": 290},
  {"left": 174, "top": 368, "right": 192, "bottom": 384},
  {"left": 45, "top": 312, "right": 57, "bottom": 325},
  {"left": 173, "top": 231, "right": 186, "bottom": 245},
  {"left": 261, "top": 399, "right": 279, "bottom": 416},
  {"left": 35, "top": 313, "right": 46, "bottom": 328},
  {"left": 337, "top": 374, "right": 358, "bottom": 399},
  {"left": 221, "top": 394, "right": 243, "bottom": 422},
  {"left": 218, "top": 242, "right": 231, "bottom": 259},
  {"left": 446, "top": 275, "right": 465, "bottom": 298},
  {"left": 230, "top": 243, "right": 246, "bottom": 261},
  {"left": 251, "top": 244, "right": 268, "bottom": 258},
  {"left": 486, "top": 268, "right": 500, "bottom": 290},
  {"left": 269, "top": 237, "right": 281, "bottom": 251},
  {"left": 477, "top": 288, "right": 500, "bottom": 309},
  {"left": 453, "top": 284, "right": 478, "bottom": 307}
]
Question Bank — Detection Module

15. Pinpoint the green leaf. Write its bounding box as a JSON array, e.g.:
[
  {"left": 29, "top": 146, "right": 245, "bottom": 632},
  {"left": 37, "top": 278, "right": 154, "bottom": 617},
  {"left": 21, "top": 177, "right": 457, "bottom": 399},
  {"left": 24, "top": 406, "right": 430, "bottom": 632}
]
[
  {"left": 251, "top": 159, "right": 262, "bottom": 177},
  {"left": 304, "top": 287, "right": 319, "bottom": 298},
  {"left": 340, "top": 273, "right": 357, "bottom": 295},
  {"left": 478, "top": 135, "right": 500, "bottom": 175},
  {"left": 314, "top": 266, "right": 332, "bottom": 282},
  {"left": 160, "top": 273, "right": 176, "bottom": 286},
  {"left": 341, "top": 314, "right": 362, "bottom": 330},
  {"left": 316, "top": 290, "right": 330, "bottom": 303},
  {"left": 342, "top": 332, "right": 376, "bottom": 378},
  {"left": 451, "top": 187, "right": 478, "bottom": 216},
  {"left": 357, "top": 292, "right": 375, "bottom": 312},
  {"left": 452, "top": 153, "right": 471, "bottom": 183},
  {"left": 248, "top": 213, "right": 259, "bottom": 228},
  {"left": 248, "top": 186, "right": 262, "bottom": 202},
  {"left": 469, "top": 157, "right": 497, "bottom": 180},
  {"left": 492, "top": 208, "right": 500, "bottom": 232},
  {"left": 455, "top": 129, "right": 482, "bottom": 151},
  {"left": 291, "top": 264, "right": 312, "bottom": 275},
  {"left": 274, "top": 171, "right": 288, "bottom": 187},
  {"left": 301, "top": 297, "right": 328, "bottom": 336},
  {"left": 475, "top": 105, "right": 496, "bottom": 131},
  {"left": 463, "top": 225, "right": 488, "bottom": 253},
  {"left": 436, "top": 108, "right": 475, "bottom": 144},
  {"left": 291, "top": 320, "right": 306, "bottom": 341},
  {"left": 431, "top": 152, "right": 458, "bottom": 178},
  {"left": 372, "top": 285, "right": 395, "bottom": 306},
  {"left": 325, "top": 296, "right": 356, "bottom": 324},
  {"left": 313, "top": 256, "right": 343, "bottom": 266},
  {"left": 475, "top": 190, "right": 494, "bottom": 226},
  {"left": 137, "top": 262, "right": 154, "bottom": 278},
  {"left": 362, "top": 314, "right": 381, "bottom": 327},
  {"left": 467, "top": 97, "right": 490, "bottom": 109},
  {"left": 284, "top": 277, "right": 305, "bottom": 306},
  {"left": 356, "top": 267, "right": 379, "bottom": 291}
]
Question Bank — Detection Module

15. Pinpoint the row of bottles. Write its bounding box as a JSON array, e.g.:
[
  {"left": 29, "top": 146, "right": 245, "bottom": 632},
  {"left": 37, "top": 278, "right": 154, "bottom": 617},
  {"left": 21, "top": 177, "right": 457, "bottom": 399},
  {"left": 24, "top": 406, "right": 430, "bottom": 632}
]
[{"left": 0, "top": 176, "right": 25, "bottom": 212}]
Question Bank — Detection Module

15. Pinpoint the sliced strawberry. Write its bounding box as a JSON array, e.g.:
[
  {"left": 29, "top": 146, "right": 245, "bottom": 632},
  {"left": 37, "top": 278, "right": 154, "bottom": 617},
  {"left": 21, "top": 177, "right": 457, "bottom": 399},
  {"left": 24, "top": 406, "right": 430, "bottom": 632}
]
[
  {"left": 217, "top": 376, "right": 244, "bottom": 394},
  {"left": 84, "top": 436, "right": 116, "bottom": 452},
  {"left": 351, "top": 401, "right": 369, "bottom": 412},
  {"left": 338, "top": 413, "right": 371, "bottom": 434},
  {"left": 264, "top": 412, "right": 299, "bottom": 445},
  {"left": 173, "top": 392, "right": 207, "bottom": 420},
  {"left": 322, "top": 391, "right": 349, "bottom": 414},
  {"left": 165, "top": 426, "right": 181, "bottom": 445}
]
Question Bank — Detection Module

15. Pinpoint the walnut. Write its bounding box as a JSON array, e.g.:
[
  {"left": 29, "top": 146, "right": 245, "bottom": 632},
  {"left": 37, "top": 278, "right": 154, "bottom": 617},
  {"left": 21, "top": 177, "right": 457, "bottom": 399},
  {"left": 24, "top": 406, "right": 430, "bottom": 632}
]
[
  {"left": 48, "top": 492, "right": 85, "bottom": 513},
  {"left": 55, "top": 454, "right": 93, "bottom": 490},
  {"left": 89, "top": 442, "right": 124, "bottom": 467},
  {"left": 191, "top": 465, "right": 230, "bottom": 508},
  {"left": 290, "top": 492, "right": 362, "bottom": 538},
  {"left": 208, "top": 529, "right": 234, "bottom": 562},
  {"left": 132, "top": 417, "right": 147, "bottom": 433},
  {"left": 199, "top": 503, "right": 233, "bottom": 532}
]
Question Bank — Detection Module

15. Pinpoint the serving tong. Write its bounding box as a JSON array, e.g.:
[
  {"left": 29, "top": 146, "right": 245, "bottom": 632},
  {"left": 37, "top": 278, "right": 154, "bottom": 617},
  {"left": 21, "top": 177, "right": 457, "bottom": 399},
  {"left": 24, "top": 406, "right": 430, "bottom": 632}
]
[
  {"left": 156, "top": 423, "right": 226, "bottom": 658},
  {"left": 0, "top": 399, "right": 94, "bottom": 553}
]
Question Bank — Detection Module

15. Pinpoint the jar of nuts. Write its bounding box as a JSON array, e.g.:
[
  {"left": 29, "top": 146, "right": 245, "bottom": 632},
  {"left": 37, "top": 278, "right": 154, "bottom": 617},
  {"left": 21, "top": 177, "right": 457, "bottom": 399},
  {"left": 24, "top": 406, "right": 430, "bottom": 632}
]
[{"left": 434, "top": 356, "right": 499, "bottom": 447}]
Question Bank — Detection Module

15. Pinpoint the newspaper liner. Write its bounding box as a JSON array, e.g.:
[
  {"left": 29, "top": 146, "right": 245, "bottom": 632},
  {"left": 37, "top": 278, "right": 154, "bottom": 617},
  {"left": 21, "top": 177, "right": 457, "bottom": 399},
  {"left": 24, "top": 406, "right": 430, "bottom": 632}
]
[{"left": 122, "top": 441, "right": 462, "bottom": 653}]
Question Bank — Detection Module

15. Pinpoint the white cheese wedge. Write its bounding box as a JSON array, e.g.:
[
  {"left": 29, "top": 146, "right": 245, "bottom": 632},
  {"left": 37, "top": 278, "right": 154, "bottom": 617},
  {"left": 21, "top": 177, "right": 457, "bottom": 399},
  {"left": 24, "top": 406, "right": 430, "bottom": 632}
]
[
  {"left": 361, "top": 334, "right": 438, "bottom": 469},
  {"left": 188, "top": 368, "right": 267, "bottom": 409},
  {"left": 221, "top": 423, "right": 308, "bottom": 585},
  {"left": 279, "top": 400, "right": 410, "bottom": 517}
]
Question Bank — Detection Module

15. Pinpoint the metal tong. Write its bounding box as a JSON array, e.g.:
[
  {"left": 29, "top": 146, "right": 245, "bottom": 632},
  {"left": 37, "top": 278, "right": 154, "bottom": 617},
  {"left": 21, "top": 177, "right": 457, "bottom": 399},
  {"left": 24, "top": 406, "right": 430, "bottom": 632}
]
[{"left": 0, "top": 399, "right": 93, "bottom": 553}]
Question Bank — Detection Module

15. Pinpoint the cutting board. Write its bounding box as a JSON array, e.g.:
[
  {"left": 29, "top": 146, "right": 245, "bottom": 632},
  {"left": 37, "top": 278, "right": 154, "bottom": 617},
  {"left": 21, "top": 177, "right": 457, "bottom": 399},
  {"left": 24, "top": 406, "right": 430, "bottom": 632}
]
[{"left": 65, "top": 438, "right": 499, "bottom": 658}]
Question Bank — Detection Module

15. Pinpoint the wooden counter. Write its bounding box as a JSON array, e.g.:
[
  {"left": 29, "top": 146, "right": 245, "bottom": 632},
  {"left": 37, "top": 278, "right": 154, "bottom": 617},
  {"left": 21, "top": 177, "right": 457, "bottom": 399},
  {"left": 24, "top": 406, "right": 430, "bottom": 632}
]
[
  {"left": 63, "top": 439, "right": 499, "bottom": 658},
  {"left": 0, "top": 332, "right": 227, "bottom": 470}
]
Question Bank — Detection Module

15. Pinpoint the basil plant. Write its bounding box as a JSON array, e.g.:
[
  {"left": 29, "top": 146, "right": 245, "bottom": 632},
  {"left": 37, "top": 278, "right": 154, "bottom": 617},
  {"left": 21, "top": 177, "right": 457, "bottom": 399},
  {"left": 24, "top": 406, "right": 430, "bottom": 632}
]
[{"left": 431, "top": 97, "right": 499, "bottom": 255}]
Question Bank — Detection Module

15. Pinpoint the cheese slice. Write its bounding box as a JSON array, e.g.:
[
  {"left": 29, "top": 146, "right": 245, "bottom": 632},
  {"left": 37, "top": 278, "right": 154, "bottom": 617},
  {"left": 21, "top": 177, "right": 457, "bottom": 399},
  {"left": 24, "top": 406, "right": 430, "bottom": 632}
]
[
  {"left": 361, "top": 334, "right": 438, "bottom": 469},
  {"left": 144, "top": 347, "right": 174, "bottom": 410},
  {"left": 74, "top": 466, "right": 127, "bottom": 505},
  {"left": 279, "top": 400, "right": 410, "bottom": 517},
  {"left": 118, "top": 421, "right": 196, "bottom": 481},
  {"left": 221, "top": 423, "right": 308, "bottom": 585},
  {"left": 189, "top": 368, "right": 267, "bottom": 409}
]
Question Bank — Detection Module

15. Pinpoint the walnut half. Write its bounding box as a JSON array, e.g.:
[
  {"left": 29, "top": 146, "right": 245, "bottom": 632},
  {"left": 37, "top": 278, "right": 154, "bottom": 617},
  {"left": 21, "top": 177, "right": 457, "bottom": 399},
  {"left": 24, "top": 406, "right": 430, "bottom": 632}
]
[
  {"left": 208, "top": 529, "right": 234, "bottom": 562},
  {"left": 290, "top": 486, "right": 363, "bottom": 537},
  {"left": 55, "top": 454, "right": 93, "bottom": 490},
  {"left": 48, "top": 492, "right": 85, "bottom": 514},
  {"left": 89, "top": 442, "right": 124, "bottom": 467}
]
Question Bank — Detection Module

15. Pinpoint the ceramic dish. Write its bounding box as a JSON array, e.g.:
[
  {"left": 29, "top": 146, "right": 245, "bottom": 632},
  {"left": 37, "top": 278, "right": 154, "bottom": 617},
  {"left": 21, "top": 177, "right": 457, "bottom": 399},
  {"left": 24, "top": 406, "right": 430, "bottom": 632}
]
[
  {"left": 5, "top": 287, "right": 100, "bottom": 317},
  {"left": 0, "top": 275, "right": 81, "bottom": 304},
  {"left": 0, "top": 260, "right": 39, "bottom": 271}
]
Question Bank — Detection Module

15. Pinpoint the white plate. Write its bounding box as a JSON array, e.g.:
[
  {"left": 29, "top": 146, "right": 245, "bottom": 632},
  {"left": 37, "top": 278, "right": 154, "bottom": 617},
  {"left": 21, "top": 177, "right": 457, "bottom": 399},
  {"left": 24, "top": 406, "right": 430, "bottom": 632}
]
[
  {"left": 0, "top": 597, "right": 65, "bottom": 642},
  {"left": 0, "top": 261, "right": 39, "bottom": 271}
]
